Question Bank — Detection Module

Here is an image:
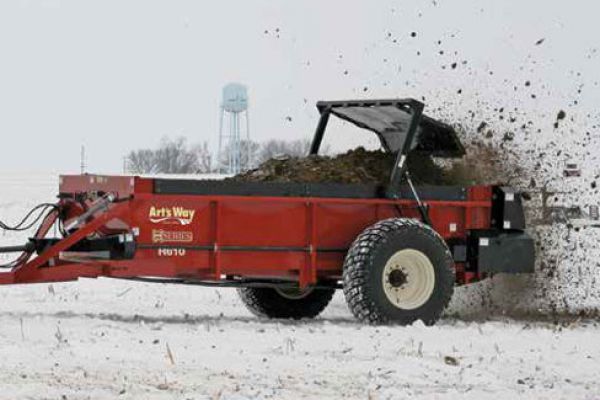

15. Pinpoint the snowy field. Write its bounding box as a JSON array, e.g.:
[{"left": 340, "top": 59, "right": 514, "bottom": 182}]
[{"left": 0, "top": 173, "right": 599, "bottom": 400}]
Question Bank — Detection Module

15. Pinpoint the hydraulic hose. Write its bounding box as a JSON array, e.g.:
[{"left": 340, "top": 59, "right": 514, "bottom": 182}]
[{"left": 0, "top": 203, "right": 60, "bottom": 268}]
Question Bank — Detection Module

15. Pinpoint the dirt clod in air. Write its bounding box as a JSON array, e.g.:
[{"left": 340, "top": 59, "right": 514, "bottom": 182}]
[
  {"left": 502, "top": 131, "right": 515, "bottom": 142},
  {"left": 444, "top": 356, "right": 459, "bottom": 366},
  {"left": 554, "top": 110, "right": 567, "bottom": 129}
]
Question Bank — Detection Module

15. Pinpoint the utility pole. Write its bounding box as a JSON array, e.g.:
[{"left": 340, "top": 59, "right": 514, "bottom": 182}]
[{"left": 80, "top": 145, "right": 86, "bottom": 174}]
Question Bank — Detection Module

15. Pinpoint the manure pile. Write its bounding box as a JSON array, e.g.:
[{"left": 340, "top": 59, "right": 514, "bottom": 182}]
[{"left": 230, "top": 147, "right": 468, "bottom": 186}]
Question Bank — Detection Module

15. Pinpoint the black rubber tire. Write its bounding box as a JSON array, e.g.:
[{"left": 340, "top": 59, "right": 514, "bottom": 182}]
[
  {"left": 342, "top": 218, "right": 455, "bottom": 326},
  {"left": 237, "top": 287, "right": 335, "bottom": 320}
]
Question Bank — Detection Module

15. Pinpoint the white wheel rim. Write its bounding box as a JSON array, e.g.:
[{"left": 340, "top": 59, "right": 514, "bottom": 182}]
[{"left": 382, "top": 249, "right": 436, "bottom": 310}]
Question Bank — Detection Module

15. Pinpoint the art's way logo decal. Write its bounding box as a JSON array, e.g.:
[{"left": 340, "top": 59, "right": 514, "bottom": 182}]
[{"left": 149, "top": 206, "right": 196, "bottom": 225}]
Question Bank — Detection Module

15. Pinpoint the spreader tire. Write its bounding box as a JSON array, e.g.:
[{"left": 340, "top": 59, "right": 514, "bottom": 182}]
[
  {"left": 343, "top": 218, "right": 454, "bottom": 325},
  {"left": 237, "top": 286, "right": 335, "bottom": 320}
]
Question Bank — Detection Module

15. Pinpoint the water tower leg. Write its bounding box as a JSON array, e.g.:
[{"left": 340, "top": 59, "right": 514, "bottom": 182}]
[
  {"left": 234, "top": 112, "right": 241, "bottom": 174},
  {"left": 245, "top": 110, "right": 251, "bottom": 170},
  {"left": 229, "top": 112, "right": 234, "bottom": 174},
  {"left": 218, "top": 107, "right": 224, "bottom": 174}
]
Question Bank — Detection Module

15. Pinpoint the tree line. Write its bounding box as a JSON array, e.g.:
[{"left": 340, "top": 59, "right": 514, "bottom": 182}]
[{"left": 125, "top": 136, "right": 324, "bottom": 174}]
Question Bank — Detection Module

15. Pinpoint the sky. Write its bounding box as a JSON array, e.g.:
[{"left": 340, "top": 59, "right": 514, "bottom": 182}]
[{"left": 0, "top": 0, "right": 598, "bottom": 173}]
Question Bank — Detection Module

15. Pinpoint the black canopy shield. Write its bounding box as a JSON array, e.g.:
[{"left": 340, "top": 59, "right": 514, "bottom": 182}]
[
  {"left": 309, "top": 98, "right": 465, "bottom": 194},
  {"left": 311, "top": 99, "right": 464, "bottom": 157}
]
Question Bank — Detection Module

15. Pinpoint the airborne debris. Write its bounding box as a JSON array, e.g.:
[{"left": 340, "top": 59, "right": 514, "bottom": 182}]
[
  {"left": 477, "top": 121, "right": 488, "bottom": 133},
  {"left": 503, "top": 131, "right": 515, "bottom": 142},
  {"left": 554, "top": 110, "right": 567, "bottom": 128},
  {"left": 444, "top": 355, "right": 459, "bottom": 366}
]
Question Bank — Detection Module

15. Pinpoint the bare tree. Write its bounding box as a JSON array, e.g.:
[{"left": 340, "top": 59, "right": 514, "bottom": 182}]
[
  {"left": 126, "top": 149, "right": 158, "bottom": 174},
  {"left": 153, "top": 137, "right": 200, "bottom": 173},
  {"left": 192, "top": 142, "right": 213, "bottom": 173},
  {"left": 126, "top": 136, "right": 211, "bottom": 174}
]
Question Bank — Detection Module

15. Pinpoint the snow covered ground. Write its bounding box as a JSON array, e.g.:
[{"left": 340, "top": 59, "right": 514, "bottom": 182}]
[
  {"left": 2, "top": 280, "right": 600, "bottom": 400},
  {"left": 0, "top": 173, "right": 599, "bottom": 400}
]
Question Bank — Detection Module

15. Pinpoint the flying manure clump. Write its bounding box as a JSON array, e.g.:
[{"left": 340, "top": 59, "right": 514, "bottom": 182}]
[{"left": 554, "top": 110, "right": 567, "bottom": 129}]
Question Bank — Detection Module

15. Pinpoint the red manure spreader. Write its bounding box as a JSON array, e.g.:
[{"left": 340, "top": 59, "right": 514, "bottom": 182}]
[{"left": 0, "top": 99, "right": 535, "bottom": 325}]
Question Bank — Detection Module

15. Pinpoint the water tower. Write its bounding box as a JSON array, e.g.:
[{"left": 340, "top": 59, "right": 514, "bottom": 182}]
[{"left": 218, "top": 83, "right": 250, "bottom": 174}]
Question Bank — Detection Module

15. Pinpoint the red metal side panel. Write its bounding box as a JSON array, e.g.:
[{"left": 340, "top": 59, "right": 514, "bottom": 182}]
[
  {"left": 429, "top": 206, "right": 467, "bottom": 238},
  {"left": 219, "top": 201, "right": 307, "bottom": 247},
  {"left": 467, "top": 186, "right": 493, "bottom": 230},
  {"left": 217, "top": 200, "right": 308, "bottom": 279},
  {"left": 126, "top": 194, "right": 493, "bottom": 282},
  {"left": 316, "top": 203, "right": 378, "bottom": 249}
]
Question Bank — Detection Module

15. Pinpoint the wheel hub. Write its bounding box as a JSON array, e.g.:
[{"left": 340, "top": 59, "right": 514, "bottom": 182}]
[{"left": 388, "top": 268, "right": 408, "bottom": 287}]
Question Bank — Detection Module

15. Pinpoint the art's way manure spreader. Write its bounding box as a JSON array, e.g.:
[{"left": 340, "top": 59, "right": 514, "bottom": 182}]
[{"left": 0, "top": 99, "right": 535, "bottom": 325}]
